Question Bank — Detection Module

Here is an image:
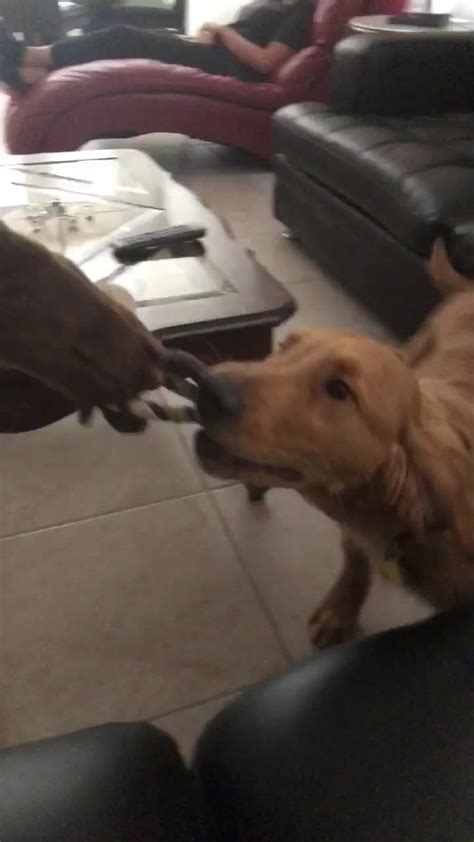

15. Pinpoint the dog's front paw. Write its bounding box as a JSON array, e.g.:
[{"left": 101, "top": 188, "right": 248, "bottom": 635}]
[{"left": 308, "top": 605, "right": 358, "bottom": 649}]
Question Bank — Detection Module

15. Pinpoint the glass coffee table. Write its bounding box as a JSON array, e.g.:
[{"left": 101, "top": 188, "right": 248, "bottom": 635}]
[
  {"left": 0, "top": 149, "right": 295, "bottom": 363},
  {"left": 350, "top": 14, "right": 474, "bottom": 35}
]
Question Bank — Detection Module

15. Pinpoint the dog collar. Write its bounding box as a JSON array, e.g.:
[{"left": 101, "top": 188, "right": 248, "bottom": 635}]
[{"left": 381, "top": 520, "right": 447, "bottom": 587}]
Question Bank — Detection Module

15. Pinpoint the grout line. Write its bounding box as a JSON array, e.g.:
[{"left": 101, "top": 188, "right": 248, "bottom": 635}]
[
  {"left": 0, "top": 409, "right": 237, "bottom": 543},
  {"left": 207, "top": 489, "right": 294, "bottom": 667},
  {"left": 147, "top": 681, "right": 255, "bottom": 724},
  {"left": 0, "top": 487, "right": 213, "bottom": 542}
]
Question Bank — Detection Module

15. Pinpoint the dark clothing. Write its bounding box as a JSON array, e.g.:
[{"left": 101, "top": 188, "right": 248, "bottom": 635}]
[
  {"left": 52, "top": 1, "right": 314, "bottom": 82},
  {"left": 232, "top": 1, "right": 313, "bottom": 50},
  {"left": 52, "top": 28, "right": 239, "bottom": 77}
]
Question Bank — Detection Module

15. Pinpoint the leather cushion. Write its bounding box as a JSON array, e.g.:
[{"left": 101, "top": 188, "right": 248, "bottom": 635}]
[
  {"left": 196, "top": 610, "right": 474, "bottom": 842},
  {"left": 0, "top": 722, "right": 206, "bottom": 842},
  {"left": 274, "top": 103, "right": 474, "bottom": 259}
]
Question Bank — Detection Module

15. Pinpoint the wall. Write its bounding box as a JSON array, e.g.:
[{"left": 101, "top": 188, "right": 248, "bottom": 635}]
[
  {"left": 411, "top": 0, "right": 474, "bottom": 13},
  {"left": 190, "top": 0, "right": 474, "bottom": 33},
  {"left": 452, "top": 0, "right": 474, "bottom": 17},
  {"left": 187, "top": 0, "right": 245, "bottom": 33}
]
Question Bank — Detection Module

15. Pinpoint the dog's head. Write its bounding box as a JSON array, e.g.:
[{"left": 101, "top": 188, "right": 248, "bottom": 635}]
[{"left": 195, "top": 329, "right": 421, "bottom": 509}]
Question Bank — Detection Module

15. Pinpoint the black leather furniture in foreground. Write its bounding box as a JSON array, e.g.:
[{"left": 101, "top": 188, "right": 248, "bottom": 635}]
[
  {"left": 273, "top": 33, "right": 474, "bottom": 337},
  {"left": 1, "top": 609, "right": 473, "bottom": 841}
]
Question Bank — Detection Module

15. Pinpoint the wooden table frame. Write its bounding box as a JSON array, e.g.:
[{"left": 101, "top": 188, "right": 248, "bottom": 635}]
[{"left": 0, "top": 149, "right": 296, "bottom": 365}]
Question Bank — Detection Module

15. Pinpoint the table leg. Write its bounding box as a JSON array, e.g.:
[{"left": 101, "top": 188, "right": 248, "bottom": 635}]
[{"left": 246, "top": 485, "right": 268, "bottom": 503}]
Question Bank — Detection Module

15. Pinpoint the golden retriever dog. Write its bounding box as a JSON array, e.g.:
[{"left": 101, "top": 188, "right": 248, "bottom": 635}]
[{"left": 195, "top": 291, "right": 474, "bottom": 647}]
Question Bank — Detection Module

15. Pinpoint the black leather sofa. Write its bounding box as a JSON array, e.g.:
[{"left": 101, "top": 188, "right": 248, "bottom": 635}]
[
  {"left": 1, "top": 609, "right": 473, "bottom": 841},
  {"left": 273, "top": 32, "right": 474, "bottom": 337}
]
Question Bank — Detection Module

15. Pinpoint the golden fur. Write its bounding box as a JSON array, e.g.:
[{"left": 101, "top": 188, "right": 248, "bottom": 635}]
[{"left": 196, "top": 292, "right": 474, "bottom": 646}]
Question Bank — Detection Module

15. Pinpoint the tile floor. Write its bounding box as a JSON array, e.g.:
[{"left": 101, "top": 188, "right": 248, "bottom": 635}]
[{"left": 0, "top": 132, "right": 432, "bottom": 756}]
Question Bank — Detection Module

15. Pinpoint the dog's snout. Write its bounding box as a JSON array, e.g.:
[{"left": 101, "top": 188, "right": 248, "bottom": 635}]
[{"left": 197, "top": 374, "right": 242, "bottom": 422}]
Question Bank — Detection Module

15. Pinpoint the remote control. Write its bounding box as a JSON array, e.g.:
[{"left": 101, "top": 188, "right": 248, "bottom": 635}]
[{"left": 113, "top": 224, "right": 207, "bottom": 261}]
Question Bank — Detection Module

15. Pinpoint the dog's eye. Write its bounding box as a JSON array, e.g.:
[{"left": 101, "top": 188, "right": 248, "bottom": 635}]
[{"left": 325, "top": 378, "right": 351, "bottom": 401}]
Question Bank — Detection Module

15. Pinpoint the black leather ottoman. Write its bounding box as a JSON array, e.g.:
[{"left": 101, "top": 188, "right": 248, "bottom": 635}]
[
  {"left": 196, "top": 609, "right": 474, "bottom": 842},
  {"left": 273, "top": 34, "right": 474, "bottom": 337},
  {"left": 0, "top": 722, "right": 208, "bottom": 841}
]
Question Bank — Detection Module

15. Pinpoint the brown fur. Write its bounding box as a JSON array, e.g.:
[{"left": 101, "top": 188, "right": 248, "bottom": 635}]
[
  {"left": 0, "top": 222, "right": 164, "bottom": 432},
  {"left": 197, "top": 293, "right": 474, "bottom": 646}
]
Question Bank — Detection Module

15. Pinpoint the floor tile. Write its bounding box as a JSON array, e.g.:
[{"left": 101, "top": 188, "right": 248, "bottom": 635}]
[
  {"left": 213, "top": 486, "right": 432, "bottom": 660},
  {"left": 0, "top": 557, "right": 5, "bottom": 748},
  {"left": 180, "top": 145, "right": 268, "bottom": 178},
  {"left": 0, "top": 412, "right": 201, "bottom": 537},
  {"left": 240, "top": 230, "right": 322, "bottom": 286},
  {"left": 83, "top": 134, "right": 190, "bottom": 177},
  {"left": 86, "top": 137, "right": 272, "bottom": 235},
  {"left": 276, "top": 278, "right": 394, "bottom": 343},
  {"left": 1, "top": 493, "right": 286, "bottom": 746},
  {"left": 246, "top": 172, "right": 275, "bottom": 198},
  {"left": 180, "top": 173, "right": 272, "bottom": 237},
  {"left": 84, "top": 135, "right": 267, "bottom": 181},
  {"left": 153, "top": 691, "right": 238, "bottom": 760}
]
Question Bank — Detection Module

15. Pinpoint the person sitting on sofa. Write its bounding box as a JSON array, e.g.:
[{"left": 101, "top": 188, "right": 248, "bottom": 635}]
[{"left": 0, "top": 0, "right": 314, "bottom": 93}]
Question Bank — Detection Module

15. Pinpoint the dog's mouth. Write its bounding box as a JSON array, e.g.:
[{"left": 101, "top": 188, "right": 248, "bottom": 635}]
[{"left": 195, "top": 430, "right": 303, "bottom": 484}]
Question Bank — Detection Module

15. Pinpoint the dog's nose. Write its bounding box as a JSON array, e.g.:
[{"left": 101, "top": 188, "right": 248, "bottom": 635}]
[{"left": 197, "top": 374, "right": 242, "bottom": 422}]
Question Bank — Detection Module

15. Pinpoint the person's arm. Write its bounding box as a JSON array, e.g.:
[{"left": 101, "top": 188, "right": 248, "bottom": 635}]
[
  {"left": 213, "top": 24, "right": 293, "bottom": 75},
  {"left": 204, "top": 4, "right": 311, "bottom": 76}
]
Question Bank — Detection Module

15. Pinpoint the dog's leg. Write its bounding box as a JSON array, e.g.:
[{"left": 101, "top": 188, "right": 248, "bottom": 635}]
[
  {"left": 247, "top": 484, "right": 268, "bottom": 503},
  {"left": 425, "top": 237, "right": 472, "bottom": 296},
  {"left": 309, "top": 537, "right": 372, "bottom": 649}
]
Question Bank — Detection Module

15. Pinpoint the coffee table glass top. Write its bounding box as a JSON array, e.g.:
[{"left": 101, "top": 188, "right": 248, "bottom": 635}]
[
  {"left": 351, "top": 14, "right": 474, "bottom": 34},
  {"left": 3, "top": 154, "right": 165, "bottom": 207},
  {"left": 0, "top": 150, "right": 294, "bottom": 341},
  {"left": 0, "top": 152, "right": 231, "bottom": 307}
]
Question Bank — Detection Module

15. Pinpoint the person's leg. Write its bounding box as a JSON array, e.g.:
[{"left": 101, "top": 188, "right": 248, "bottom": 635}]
[
  {"left": 16, "top": 26, "right": 219, "bottom": 86},
  {"left": 52, "top": 27, "right": 211, "bottom": 68},
  {"left": 3, "top": 26, "right": 222, "bottom": 86}
]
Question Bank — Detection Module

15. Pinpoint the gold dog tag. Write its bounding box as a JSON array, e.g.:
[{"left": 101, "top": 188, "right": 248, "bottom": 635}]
[
  {"left": 379, "top": 557, "right": 404, "bottom": 587},
  {"left": 379, "top": 541, "right": 405, "bottom": 587}
]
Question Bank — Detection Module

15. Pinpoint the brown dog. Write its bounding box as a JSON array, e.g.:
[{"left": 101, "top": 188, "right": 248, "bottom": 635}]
[{"left": 195, "top": 292, "right": 474, "bottom": 647}]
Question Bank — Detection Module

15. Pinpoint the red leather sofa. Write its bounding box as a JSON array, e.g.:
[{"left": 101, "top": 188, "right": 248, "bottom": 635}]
[{"left": 5, "top": 0, "right": 404, "bottom": 158}]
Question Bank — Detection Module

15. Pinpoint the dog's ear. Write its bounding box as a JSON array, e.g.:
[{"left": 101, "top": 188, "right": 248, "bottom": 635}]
[
  {"left": 426, "top": 237, "right": 472, "bottom": 297},
  {"left": 278, "top": 329, "right": 312, "bottom": 353}
]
